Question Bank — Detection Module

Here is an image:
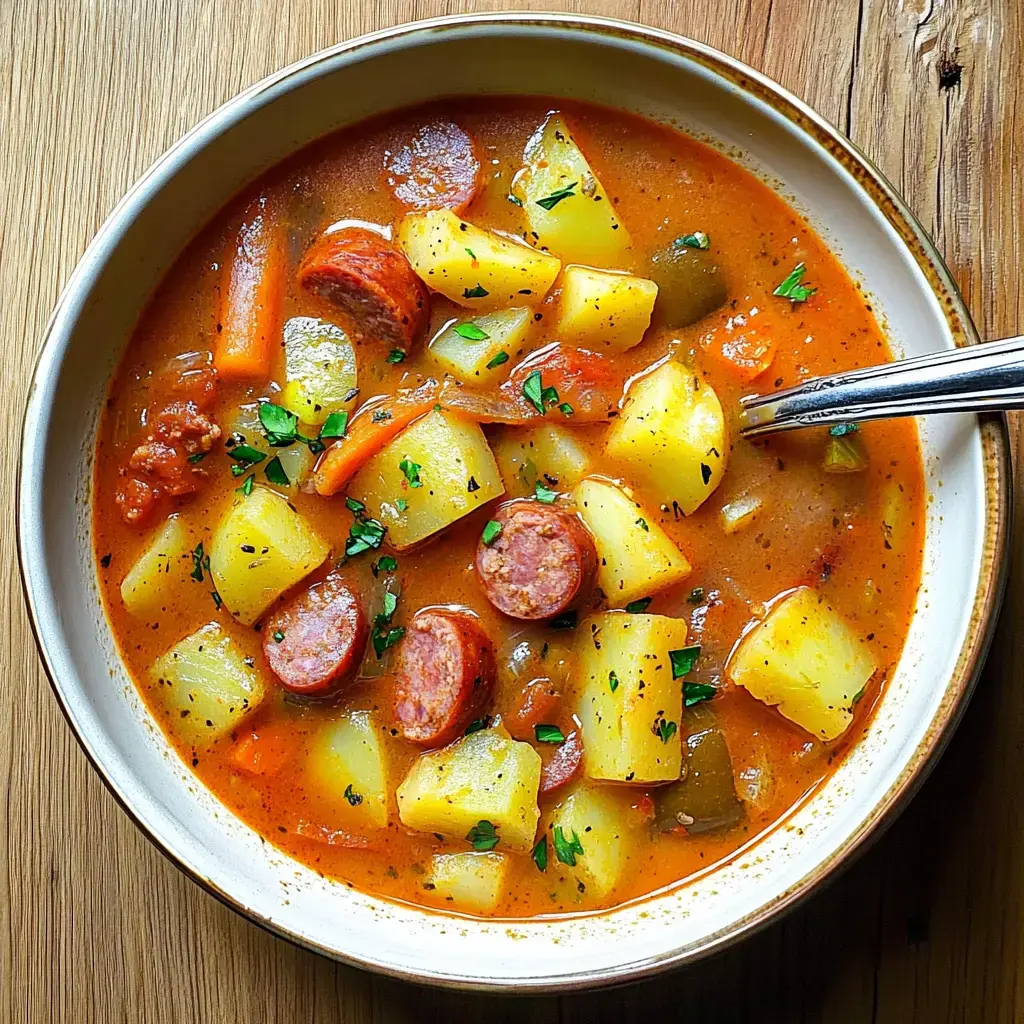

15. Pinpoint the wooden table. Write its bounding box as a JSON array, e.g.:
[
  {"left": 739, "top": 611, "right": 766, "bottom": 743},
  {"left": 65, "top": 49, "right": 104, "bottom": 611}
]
[{"left": 3, "top": 1, "right": 1021, "bottom": 1020}]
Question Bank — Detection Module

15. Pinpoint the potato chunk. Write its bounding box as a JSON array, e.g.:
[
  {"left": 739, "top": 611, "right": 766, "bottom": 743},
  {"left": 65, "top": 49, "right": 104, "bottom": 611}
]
[
  {"left": 396, "top": 726, "right": 541, "bottom": 851},
  {"left": 428, "top": 307, "right": 531, "bottom": 384},
  {"left": 605, "top": 360, "right": 727, "bottom": 515},
  {"left": 348, "top": 408, "right": 504, "bottom": 550},
  {"left": 574, "top": 478, "right": 690, "bottom": 604},
  {"left": 306, "top": 711, "right": 390, "bottom": 829},
  {"left": 576, "top": 611, "right": 687, "bottom": 783},
  {"left": 280, "top": 316, "right": 357, "bottom": 426},
  {"left": 149, "top": 622, "right": 266, "bottom": 744},
  {"left": 119, "top": 515, "right": 190, "bottom": 616},
  {"left": 547, "top": 785, "right": 639, "bottom": 899},
  {"left": 513, "top": 113, "right": 631, "bottom": 267},
  {"left": 398, "top": 208, "right": 561, "bottom": 309},
  {"left": 209, "top": 486, "right": 329, "bottom": 625},
  {"left": 727, "top": 587, "right": 877, "bottom": 741},
  {"left": 492, "top": 424, "right": 592, "bottom": 499},
  {"left": 425, "top": 852, "right": 508, "bottom": 914},
  {"left": 554, "top": 266, "right": 657, "bottom": 352}
]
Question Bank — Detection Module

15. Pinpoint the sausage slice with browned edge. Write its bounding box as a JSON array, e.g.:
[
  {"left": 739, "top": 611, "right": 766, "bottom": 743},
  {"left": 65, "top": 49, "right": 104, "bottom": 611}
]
[
  {"left": 298, "top": 226, "right": 430, "bottom": 350},
  {"left": 393, "top": 609, "right": 496, "bottom": 747},
  {"left": 384, "top": 121, "right": 482, "bottom": 215},
  {"left": 475, "top": 501, "right": 597, "bottom": 620},
  {"left": 263, "top": 573, "right": 368, "bottom": 696}
]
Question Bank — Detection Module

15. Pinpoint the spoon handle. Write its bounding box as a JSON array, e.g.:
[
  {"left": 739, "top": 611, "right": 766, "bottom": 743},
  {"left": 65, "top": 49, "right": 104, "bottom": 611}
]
[{"left": 738, "top": 334, "right": 1024, "bottom": 438}]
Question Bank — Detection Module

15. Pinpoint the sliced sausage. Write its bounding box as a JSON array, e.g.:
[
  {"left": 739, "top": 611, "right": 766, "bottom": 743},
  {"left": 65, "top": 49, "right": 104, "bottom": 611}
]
[
  {"left": 263, "top": 573, "right": 368, "bottom": 696},
  {"left": 505, "top": 678, "right": 561, "bottom": 742},
  {"left": 393, "top": 608, "right": 495, "bottom": 747},
  {"left": 540, "top": 731, "right": 583, "bottom": 795},
  {"left": 475, "top": 501, "right": 597, "bottom": 620},
  {"left": 298, "top": 227, "right": 429, "bottom": 350},
  {"left": 384, "top": 121, "right": 482, "bottom": 214}
]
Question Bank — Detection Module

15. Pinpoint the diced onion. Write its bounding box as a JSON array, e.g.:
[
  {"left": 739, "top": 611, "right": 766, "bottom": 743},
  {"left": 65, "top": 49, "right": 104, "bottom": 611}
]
[{"left": 719, "top": 495, "right": 763, "bottom": 534}]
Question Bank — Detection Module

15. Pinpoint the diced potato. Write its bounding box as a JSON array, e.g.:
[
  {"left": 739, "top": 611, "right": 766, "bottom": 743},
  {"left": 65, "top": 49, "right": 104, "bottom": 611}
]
[
  {"left": 512, "top": 113, "right": 631, "bottom": 267},
  {"left": 492, "top": 424, "right": 592, "bottom": 499},
  {"left": 719, "top": 494, "right": 763, "bottom": 535},
  {"left": 225, "top": 403, "right": 315, "bottom": 496},
  {"left": 574, "top": 478, "right": 690, "bottom": 604},
  {"left": 398, "top": 208, "right": 561, "bottom": 309},
  {"left": 306, "top": 711, "right": 391, "bottom": 829},
  {"left": 576, "top": 611, "right": 687, "bottom": 783},
  {"left": 119, "top": 515, "right": 190, "bottom": 616},
  {"left": 149, "top": 622, "right": 266, "bottom": 744},
  {"left": 396, "top": 726, "right": 541, "bottom": 851},
  {"left": 348, "top": 409, "right": 504, "bottom": 550},
  {"left": 547, "top": 784, "right": 639, "bottom": 899},
  {"left": 280, "top": 316, "right": 357, "bottom": 425},
  {"left": 429, "top": 307, "right": 532, "bottom": 384},
  {"left": 605, "top": 361, "right": 727, "bottom": 515},
  {"left": 425, "top": 852, "right": 508, "bottom": 914},
  {"left": 727, "top": 587, "right": 877, "bottom": 741},
  {"left": 554, "top": 266, "right": 657, "bottom": 352},
  {"left": 209, "top": 486, "right": 329, "bottom": 625}
]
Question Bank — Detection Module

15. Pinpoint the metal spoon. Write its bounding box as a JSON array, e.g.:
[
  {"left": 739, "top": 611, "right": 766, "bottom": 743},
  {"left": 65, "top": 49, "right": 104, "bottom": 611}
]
[{"left": 738, "top": 335, "right": 1024, "bottom": 438}]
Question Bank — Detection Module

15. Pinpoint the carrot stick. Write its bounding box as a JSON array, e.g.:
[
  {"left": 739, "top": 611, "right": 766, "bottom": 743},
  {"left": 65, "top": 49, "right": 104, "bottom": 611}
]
[{"left": 215, "top": 197, "right": 284, "bottom": 382}]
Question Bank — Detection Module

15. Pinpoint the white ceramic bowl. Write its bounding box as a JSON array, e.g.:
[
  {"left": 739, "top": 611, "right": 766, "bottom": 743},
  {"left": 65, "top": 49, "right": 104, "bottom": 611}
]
[{"left": 18, "top": 12, "right": 1010, "bottom": 991}]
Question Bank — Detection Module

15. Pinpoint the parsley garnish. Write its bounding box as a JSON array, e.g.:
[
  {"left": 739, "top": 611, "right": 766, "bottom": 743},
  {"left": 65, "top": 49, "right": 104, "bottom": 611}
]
[
  {"left": 372, "top": 555, "right": 397, "bottom": 577},
  {"left": 343, "top": 783, "right": 363, "bottom": 806},
  {"left": 345, "top": 516, "right": 387, "bottom": 558},
  {"left": 187, "top": 451, "right": 207, "bottom": 464},
  {"left": 229, "top": 444, "right": 266, "bottom": 469},
  {"left": 534, "top": 724, "right": 565, "bottom": 744},
  {"left": 455, "top": 322, "right": 489, "bottom": 341},
  {"left": 395, "top": 498, "right": 408, "bottom": 513},
  {"left": 657, "top": 718, "right": 678, "bottom": 743},
  {"left": 466, "top": 820, "right": 500, "bottom": 851},
  {"left": 625, "top": 598, "right": 652, "bottom": 614},
  {"left": 829, "top": 423, "right": 858, "bottom": 437},
  {"left": 465, "top": 716, "right": 491, "bottom": 735},
  {"left": 264, "top": 456, "right": 289, "bottom": 487},
  {"left": 371, "top": 585, "right": 405, "bottom": 658},
  {"left": 687, "top": 587, "right": 704, "bottom": 604},
  {"left": 670, "top": 645, "right": 701, "bottom": 679},
  {"left": 558, "top": 402, "right": 574, "bottom": 417},
  {"left": 386, "top": 349, "right": 406, "bottom": 364},
  {"left": 531, "top": 836, "right": 548, "bottom": 872},
  {"left": 258, "top": 402, "right": 298, "bottom": 445},
  {"left": 345, "top": 496, "right": 365, "bottom": 514},
  {"left": 507, "top": 193, "right": 524, "bottom": 207},
  {"left": 535, "top": 482, "right": 558, "bottom": 504},
  {"left": 463, "top": 284, "right": 489, "bottom": 299},
  {"left": 608, "top": 670, "right": 620, "bottom": 692},
  {"left": 481, "top": 520, "right": 503, "bottom": 546},
  {"left": 552, "top": 826, "right": 584, "bottom": 866},
  {"left": 211, "top": 590, "right": 223, "bottom": 610},
  {"left": 319, "top": 411, "right": 348, "bottom": 441},
  {"left": 190, "top": 543, "right": 205, "bottom": 583},
  {"left": 486, "top": 351, "right": 509, "bottom": 370},
  {"left": 684, "top": 682, "right": 717, "bottom": 707},
  {"left": 272, "top": 630, "right": 285, "bottom": 643},
  {"left": 635, "top": 517, "right": 649, "bottom": 531},
  {"left": 675, "top": 231, "right": 710, "bottom": 250},
  {"left": 522, "top": 371, "right": 559, "bottom": 415},
  {"left": 465, "top": 247, "right": 477, "bottom": 260},
  {"left": 773, "top": 262, "right": 816, "bottom": 302},
  {"left": 237, "top": 472, "right": 255, "bottom": 496},
  {"left": 399, "top": 457, "right": 422, "bottom": 488},
  {"left": 536, "top": 181, "right": 578, "bottom": 210}
]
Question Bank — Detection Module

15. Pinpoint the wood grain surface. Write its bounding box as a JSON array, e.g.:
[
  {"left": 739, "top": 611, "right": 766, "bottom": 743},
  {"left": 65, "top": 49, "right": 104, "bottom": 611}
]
[{"left": 2, "top": 1, "right": 1021, "bottom": 1020}]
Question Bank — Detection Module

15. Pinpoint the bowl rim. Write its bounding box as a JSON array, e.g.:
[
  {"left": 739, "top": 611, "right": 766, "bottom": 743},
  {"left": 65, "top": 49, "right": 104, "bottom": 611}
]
[{"left": 17, "top": 9, "right": 1012, "bottom": 991}]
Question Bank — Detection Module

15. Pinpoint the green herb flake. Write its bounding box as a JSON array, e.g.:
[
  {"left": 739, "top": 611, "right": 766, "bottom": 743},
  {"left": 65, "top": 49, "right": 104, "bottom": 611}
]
[
  {"left": 371, "top": 585, "right": 405, "bottom": 658},
  {"left": 829, "top": 422, "right": 859, "bottom": 437},
  {"left": 675, "top": 231, "right": 710, "bottom": 250},
  {"left": 466, "top": 820, "right": 500, "bottom": 852},
  {"left": 228, "top": 443, "right": 267, "bottom": 468},
  {"left": 454, "top": 322, "right": 489, "bottom": 341},
  {"left": 532, "top": 836, "right": 548, "bottom": 872},
  {"left": 258, "top": 402, "right": 299, "bottom": 446},
  {"left": 272, "top": 630, "right": 285, "bottom": 643},
  {"left": 319, "top": 411, "right": 349, "bottom": 441},
  {"left": 396, "top": 498, "right": 409, "bottom": 513},
  {"left": 187, "top": 451, "right": 207, "bottom": 464},
  {"left": 687, "top": 587, "right": 704, "bottom": 604},
  {"left": 264, "top": 456, "right": 290, "bottom": 487},
  {"left": 536, "top": 181, "right": 578, "bottom": 210},
  {"left": 608, "top": 670, "right": 620, "bottom": 693},
  {"left": 684, "top": 682, "right": 717, "bottom": 707},
  {"left": 700, "top": 462, "right": 712, "bottom": 486},
  {"left": 522, "top": 369, "right": 546, "bottom": 414},
  {"left": 486, "top": 351, "right": 509, "bottom": 370},
  {"left": 773, "top": 262, "right": 816, "bottom": 303},
  {"left": 669, "top": 645, "right": 701, "bottom": 679},
  {"left": 625, "top": 597, "right": 652, "bottom": 614},
  {"left": 386, "top": 349, "right": 406, "bottom": 364},
  {"left": 372, "top": 555, "right": 398, "bottom": 577},
  {"left": 465, "top": 247, "right": 477, "bottom": 260},
  {"left": 558, "top": 402, "right": 574, "bottom": 417},
  {"left": 852, "top": 684, "right": 868, "bottom": 707},
  {"left": 534, "top": 724, "right": 565, "bottom": 744},
  {"left": 482, "top": 520, "right": 503, "bottom": 546},
  {"left": 237, "top": 473, "right": 255, "bottom": 496},
  {"left": 635, "top": 517, "right": 649, "bottom": 532},
  {"left": 552, "top": 826, "right": 584, "bottom": 866},
  {"left": 399, "top": 457, "right": 423, "bottom": 488},
  {"left": 345, "top": 517, "right": 387, "bottom": 558},
  {"left": 507, "top": 193, "right": 524, "bottom": 207},
  {"left": 535, "top": 482, "right": 558, "bottom": 504},
  {"left": 190, "top": 543, "right": 205, "bottom": 583},
  {"left": 465, "top": 717, "right": 491, "bottom": 735},
  {"left": 657, "top": 718, "right": 678, "bottom": 743},
  {"left": 343, "top": 784, "right": 363, "bottom": 807},
  {"left": 463, "top": 284, "right": 489, "bottom": 299},
  {"left": 210, "top": 590, "right": 223, "bottom": 610},
  {"left": 345, "top": 496, "right": 366, "bottom": 514},
  {"left": 540, "top": 385, "right": 559, "bottom": 408}
]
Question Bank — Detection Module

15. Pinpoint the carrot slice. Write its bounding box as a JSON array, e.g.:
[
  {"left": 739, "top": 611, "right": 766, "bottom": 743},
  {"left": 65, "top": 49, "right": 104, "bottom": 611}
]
[
  {"left": 215, "top": 197, "right": 284, "bottom": 382},
  {"left": 229, "top": 724, "right": 292, "bottom": 778}
]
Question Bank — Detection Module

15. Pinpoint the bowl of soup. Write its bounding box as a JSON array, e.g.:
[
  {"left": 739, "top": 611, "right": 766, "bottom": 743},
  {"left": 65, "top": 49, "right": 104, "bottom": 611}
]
[{"left": 18, "top": 12, "right": 1009, "bottom": 990}]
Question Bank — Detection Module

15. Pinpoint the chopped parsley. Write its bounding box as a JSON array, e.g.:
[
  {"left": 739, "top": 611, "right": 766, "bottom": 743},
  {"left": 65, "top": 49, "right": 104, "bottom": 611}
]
[
  {"left": 211, "top": 590, "right": 223, "bottom": 610},
  {"left": 675, "top": 231, "right": 710, "bottom": 250},
  {"left": 345, "top": 496, "right": 365, "bottom": 514},
  {"left": 481, "top": 520, "right": 503, "bottom": 546},
  {"left": 522, "top": 370, "right": 560, "bottom": 415},
  {"left": 657, "top": 718, "right": 678, "bottom": 743},
  {"left": 670, "top": 645, "right": 701, "bottom": 679},
  {"left": 386, "top": 349, "right": 406, "bottom": 364},
  {"left": 228, "top": 443, "right": 266, "bottom": 469},
  {"left": 237, "top": 472, "right": 255, "bottom": 496},
  {"left": 258, "top": 402, "right": 298, "bottom": 445},
  {"left": 190, "top": 543, "right": 206, "bottom": 582},
  {"left": 372, "top": 555, "right": 397, "bottom": 577},
  {"left": 319, "top": 411, "right": 348, "bottom": 441},
  {"left": 486, "top": 351, "right": 509, "bottom": 370},
  {"left": 454, "top": 322, "right": 489, "bottom": 341},
  {"left": 344, "top": 784, "right": 363, "bottom": 806},
  {"left": 558, "top": 402, "right": 574, "bottom": 417},
  {"left": 625, "top": 597, "right": 652, "bottom": 614},
  {"left": 635, "top": 517, "right": 649, "bottom": 531},
  {"left": 465, "top": 247, "right": 477, "bottom": 260},
  {"left": 535, "top": 482, "right": 558, "bottom": 504},
  {"left": 463, "top": 284, "right": 489, "bottom": 299},
  {"left": 371, "top": 585, "right": 405, "bottom": 658},
  {"left": 608, "top": 670, "right": 620, "bottom": 693},
  {"left": 187, "top": 451, "right": 207, "bottom": 464},
  {"left": 829, "top": 422, "right": 859, "bottom": 437},
  {"left": 272, "top": 630, "right": 285, "bottom": 643},
  {"left": 534, "top": 724, "right": 565, "bottom": 744},
  {"left": 531, "top": 836, "right": 548, "bottom": 872},
  {"left": 536, "top": 181, "right": 578, "bottom": 210},
  {"left": 552, "top": 826, "right": 584, "bottom": 866},
  {"left": 345, "top": 515, "right": 387, "bottom": 558},
  {"left": 465, "top": 716, "right": 492, "bottom": 735},
  {"left": 773, "top": 262, "right": 816, "bottom": 302},
  {"left": 264, "top": 456, "right": 289, "bottom": 487},
  {"left": 684, "top": 682, "right": 717, "bottom": 707},
  {"left": 399, "top": 457, "right": 423, "bottom": 488},
  {"left": 466, "top": 820, "right": 500, "bottom": 852},
  {"left": 687, "top": 587, "right": 704, "bottom": 604},
  {"left": 395, "top": 498, "right": 408, "bottom": 513},
  {"left": 507, "top": 193, "right": 524, "bottom": 207}
]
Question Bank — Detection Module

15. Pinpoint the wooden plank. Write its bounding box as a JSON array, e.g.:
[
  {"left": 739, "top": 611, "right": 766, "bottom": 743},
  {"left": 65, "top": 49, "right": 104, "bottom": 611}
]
[{"left": 0, "top": 1, "right": 1019, "bottom": 1021}]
